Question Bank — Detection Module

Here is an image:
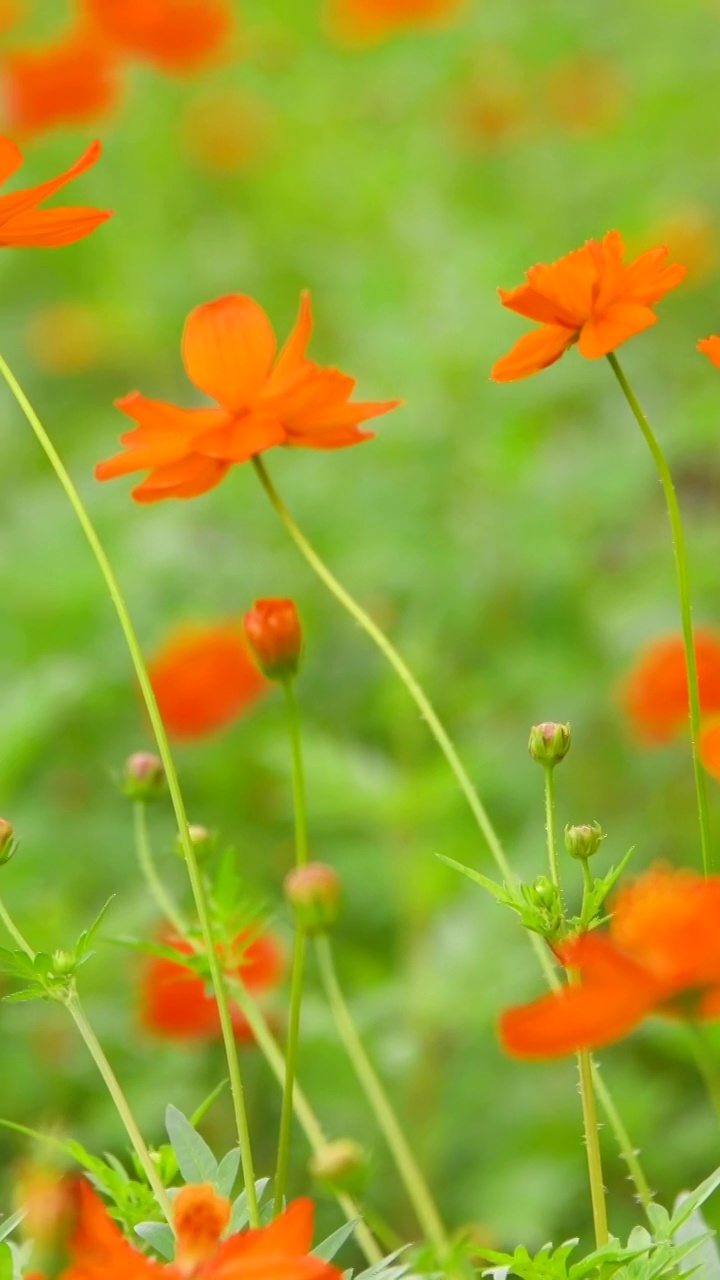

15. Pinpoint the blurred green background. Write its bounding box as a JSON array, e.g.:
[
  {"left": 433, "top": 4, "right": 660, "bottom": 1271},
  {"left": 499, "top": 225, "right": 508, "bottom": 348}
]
[{"left": 2, "top": 0, "right": 720, "bottom": 1259}]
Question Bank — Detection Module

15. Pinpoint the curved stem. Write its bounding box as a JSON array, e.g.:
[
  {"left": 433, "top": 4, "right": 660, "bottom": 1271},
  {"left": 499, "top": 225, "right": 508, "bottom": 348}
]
[
  {"left": 0, "top": 353, "right": 259, "bottom": 1226},
  {"left": 314, "top": 934, "right": 449, "bottom": 1255},
  {"left": 606, "top": 352, "right": 712, "bottom": 873},
  {"left": 134, "top": 804, "right": 187, "bottom": 937}
]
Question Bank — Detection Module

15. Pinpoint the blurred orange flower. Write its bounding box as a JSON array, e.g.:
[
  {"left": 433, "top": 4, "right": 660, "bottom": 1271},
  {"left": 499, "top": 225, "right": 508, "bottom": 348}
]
[
  {"left": 62, "top": 1179, "right": 339, "bottom": 1280},
  {"left": 140, "top": 929, "right": 285, "bottom": 1041},
  {"left": 645, "top": 208, "right": 717, "bottom": 288},
  {"left": 83, "top": 0, "right": 233, "bottom": 75},
  {"left": 148, "top": 621, "right": 268, "bottom": 740},
  {"left": 0, "top": 137, "right": 110, "bottom": 247},
  {"left": 545, "top": 56, "right": 625, "bottom": 134},
  {"left": 501, "top": 867, "right": 720, "bottom": 1059},
  {"left": 24, "top": 301, "right": 107, "bottom": 375},
  {"left": 3, "top": 25, "right": 120, "bottom": 136},
  {"left": 698, "top": 335, "right": 720, "bottom": 366},
  {"left": 96, "top": 292, "right": 399, "bottom": 503},
  {"left": 621, "top": 630, "right": 720, "bottom": 743},
  {"left": 491, "top": 231, "right": 686, "bottom": 382},
  {"left": 328, "top": 0, "right": 463, "bottom": 43},
  {"left": 181, "top": 89, "right": 274, "bottom": 174},
  {"left": 700, "top": 718, "right": 720, "bottom": 780}
]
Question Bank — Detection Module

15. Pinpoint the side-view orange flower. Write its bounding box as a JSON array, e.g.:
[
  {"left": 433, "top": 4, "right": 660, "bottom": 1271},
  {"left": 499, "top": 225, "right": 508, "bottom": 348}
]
[
  {"left": 96, "top": 292, "right": 399, "bottom": 502},
  {"left": 500, "top": 867, "right": 720, "bottom": 1059},
  {"left": 62, "top": 1178, "right": 342, "bottom": 1280},
  {"left": 621, "top": 629, "right": 720, "bottom": 744},
  {"left": 3, "top": 26, "right": 120, "bottom": 136},
  {"left": 491, "top": 231, "right": 686, "bottom": 382},
  {"left": 0, "top": 137, "right": 110, "bottom": 247},
  {"left": 148, "top": 621, "right": 268, "bottom": 740}
]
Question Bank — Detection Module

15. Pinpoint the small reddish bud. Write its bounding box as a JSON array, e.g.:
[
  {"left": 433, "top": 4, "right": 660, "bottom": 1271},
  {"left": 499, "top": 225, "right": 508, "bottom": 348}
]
[
  {"left": 309, "top": 1139, "right": 368, "bottom": 1195},
  {"left": 528, "top": 722, "right": 571, "bottom": 767},
  {"left": 242, "top": 598, "right": 303, "bottom": 682},
  {"left": 564, "top": 821, "right": 605, "bottom": 860},
  {"left": 0, "top": 818, "right": 16, "bottom": 866},
  {"left": 123, "top": 752, "right": 165, "bottom": 802},
  {"left": 284, "top": 862, "right": 341, "bottom": 934}
]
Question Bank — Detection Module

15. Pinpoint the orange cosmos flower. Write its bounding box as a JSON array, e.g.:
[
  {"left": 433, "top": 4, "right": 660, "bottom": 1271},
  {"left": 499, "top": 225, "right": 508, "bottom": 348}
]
[
  {"left": 3, "top": 25, "right": 120, "bottom": 136},
  {"left": 621, "top": 630, "right": 720, "bottom": 743},
  {"left": 96, "top": 292, "right": 399, "bottom": 503},
  {"left": 62, "top": 1178, "right": 340, "bottom": 1280},
  {"left": 0, "top": 137, "right": 110, "bottom": 248},
  {"left": 491, "top": 230, "right": 686, "bottom": 382},
  {"left": 327, "top": 0, "right": 463, "bottom": 43},
  {"left": 501, "top": 867, "right": 720, "bottom": 1059},
  {"left": 141, "top": 928, "right": 285, "bottom": 1041},
  {"left": 148, "top": 621, "right": 268, "bottom": 740},
  {"left": 698, "top": 335, "right": 720, "bottom": 366},
  {"left": 83, "top": 0, "right": 233, "bottom": 75}
]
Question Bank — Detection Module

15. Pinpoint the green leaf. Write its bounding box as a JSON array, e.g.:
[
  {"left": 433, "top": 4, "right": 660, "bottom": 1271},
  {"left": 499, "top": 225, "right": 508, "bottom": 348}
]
[
  {"left": 2, "top": 988, "right": 47, "bottom": 1003},
  {"left": 76, "top": 896, "right": 115, "bottom": 961},
  {"left": 435, "top": 854, "right": 506, "bottom": 899},
  {"left": 135, "top": 1221, "right": 175, "bottom": 1260},
  {"left": 0, "top": 1210, "right": 24, "bottom": 1245},
  {"left": 230, "top": 1179, "right": 270, "bottom": 1233},
  {"left": 669, "top": 1164, "right": 720, "bottom": 1233},
  {"left": 165, "top": 1105, "right": 218, "bottom": 1185},
  {"left": 216, "top": 1149, "right": 240, "bottom": 1198},
  {"left": 313, "top": 1219, "right": 359, "bottom": 1261},
  {"left": 190, "top": 1080, "right": 228, "bottom": 1128},
  {"left": 0, "top": 950, "right": 37, "bottom": 981}
]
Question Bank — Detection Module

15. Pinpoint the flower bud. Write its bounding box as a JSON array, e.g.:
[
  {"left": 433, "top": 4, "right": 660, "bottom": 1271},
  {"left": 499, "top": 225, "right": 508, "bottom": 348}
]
[
  {"left": 0, "top": 818, "right": 15, "bottom": 866},
  {"left": 528, "top": 722, "right": 571, "bottom": 767},
  {"left": 309, "top": 1140, "right": 368, "bottom": 1195},
  {"left": 175, "top": 824, "right": 215, "bottom": 859},
  {"left": 284, "top": 863, "right": 341, "bottom": 934},
  {"left": 526, "top": 875, "right": 558, "bottom": 910},
  {"left": 51, "top": 949, "right": 75, "bottom": 977},
  {"left": 242, "top": 598, "right": 303, "bottom": 682},
  {"left": 564, "top": 821, "right": 605, "bottom": 860},
  {"left": 123, "top": 752, "right": 165, "bottom": 802}
]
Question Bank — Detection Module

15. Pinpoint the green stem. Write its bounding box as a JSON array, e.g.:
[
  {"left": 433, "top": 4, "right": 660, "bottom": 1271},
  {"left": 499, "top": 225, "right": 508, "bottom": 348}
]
[
  {"left": 134, "top": 804, "right": 187, "bottom": 937},
  {"left": 543, "top": 765, "right": 563, "bottom": 900},
  {"left": 314, "top": 934, "right": 449, "bottom": 1254},
  {"left": 0, "top": 353, "right": 259, "bottom": 1226},
  {"left": 130, "top": 811, "right": 382, "bottom": 1264},
  {"left": 590, "top": 1068, "right": 652, "bottom": 1210},
  {"left": 274, "top": 679, "right": 309, "bottom": 1213},
  {"left": 686, "top": 1023, "right": 720, "bottom": 1125},
  {"left": 606, "top": 352, "right": 712, "bottom": 874},
  {"left": 0, "top": 896, "right": 33, "bottom": 956},
  {"left": 577, "top": 1048, "right": 609, "bottom": 1247},
  {"left": 250, "top": 454, "right": 652, "bottom": 1214}
]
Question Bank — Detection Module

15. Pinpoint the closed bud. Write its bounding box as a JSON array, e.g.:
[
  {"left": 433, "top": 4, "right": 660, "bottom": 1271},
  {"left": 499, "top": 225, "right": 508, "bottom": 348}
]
[
  {"left": 309, "top": 1140, "right": 368, "bottom": 1195},
  {"left": 175, "top": 824, "right": 215, "bottom": 859},
  {"left": 284, "top": 862, "right": 341, "bottom": 934},
  {"left": 0, "top": 818, "right": 15, "bottom": 866},
  {"left": 123, "top": 752, "right": 165, "bottom": 802},
  {"left": 527, "top": 875, "right": 558, "bottom": 910},
  {"left": 243, "top": 598, "right": 303, "bottom": 682},
  {"left": 528, "top": 722, "right": 571, "bottom": 767},
  {"left": 564, "top": 821, "right": 605, "bottom": 860},
  {"left": 51, "top": 949, "right": 75, "bottom": 977}
]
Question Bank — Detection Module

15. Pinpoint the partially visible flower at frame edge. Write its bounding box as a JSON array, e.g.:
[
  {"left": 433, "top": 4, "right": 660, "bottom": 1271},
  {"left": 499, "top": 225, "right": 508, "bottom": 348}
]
[
  {"left": 500, "top": 867, "right": 720, "bottom": 1059},
  {"left": 326, "top": 0, "right": 465, "bottom": 45},
  {"left": 2, "top": 22, "right": 121, "bottom": 136},
  {"left": 490, "top": 230, "right": 686, "bottom": 382},
  {"left": 60, "top": 1178, "right": 342, "bottom": 1280},
  {"left": 148, "top": 621, "right": 269, "bottom": 740},
  {"left": 0, "top": 136, "right": 110, "bottom": 247},
  {"left": 95, "top": 292, "right": 400, "bottom": 503},
  {"left": 621, "top": 629, "right": 720, "bottom": 744},
  {"left": 82, "top": 0, "right": 235, "bottom": 76},
  {"left": 140, "top": 927, "right": 285, "bottom": 1041}
]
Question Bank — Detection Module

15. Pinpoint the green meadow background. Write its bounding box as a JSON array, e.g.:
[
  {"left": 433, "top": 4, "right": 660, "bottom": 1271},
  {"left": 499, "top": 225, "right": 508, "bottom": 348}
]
[{"left": 2, "top": 0, "right": 720, "bottom": 1257}]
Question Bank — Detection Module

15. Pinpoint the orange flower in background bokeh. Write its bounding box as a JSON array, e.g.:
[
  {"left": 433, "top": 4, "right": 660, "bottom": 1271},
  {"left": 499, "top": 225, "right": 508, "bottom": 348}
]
[
  {"left": 83, "top": 0, "right": 234, "bottom": 75},
  {"left": 0, "top": 137, "right": 110, "bottom": 247},
  {"left": 140, "top": 929, "right": 285, "bottom": 1041},
  {"left": 148, "top": 621, "right": 268, "bottom": 741},
  {"left": 491, "top": 231, "right": 686, "bottom": 382},
  {"left": 62, "top": 1178, "right": 340, "bottom": 1280},
  {"left": 545, "top": 56, "right": 625, "bottom": 135},
  {"left": 699, "top": 718, "right": 720, "bottom": 781},
  {"left": 3, "top": 25, "right": 120, "bottom": 136},
  {"left": 24, "top": 301, "right": 107, "bottom": 374},
  {"left": 646, "top": 208, "right": 717, "bottom": 288},
  {"left": 327, "top": 0, "right": 464, "bottom": 44},
  {"left": 621, "top": 630, "right": 720, "bottom": 744},
  {"left": 181, "top": 89, "right": 274, "bottom": 175},
  {"left": 501, "top": 867, "right": 720, "bottom": 1059},
  {"left": 698, "top": 335, "right": 720, "bottom": 367},
  {"left": 96, "top": 292, "right": 399, "bottom": 503}
]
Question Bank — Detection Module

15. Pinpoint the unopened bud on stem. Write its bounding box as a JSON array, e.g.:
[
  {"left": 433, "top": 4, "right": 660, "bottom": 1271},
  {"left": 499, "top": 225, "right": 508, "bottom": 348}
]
[
  {"left": 243, "top": 598, "right": 303, "bottom": 682},
  {"left": 123, "top": 752, "right": 165, "bottom": 802},
  {"left": 528, "top": 722, "right": 571, "bottom": 767},
  {"left": 284, "top": 862, "right": 341, "bottom": 934},
  {"left": 309, "top": 1140, "right": 368, "bottom": 1195},
  {"left": 565, "top": 821, "right": 605, "bottom": 860},
  {"left": 175, "top": 824, "right": 215, "bottom": 860},
  {"left": 0, "top": 818, "right": 16, "bottom": 866}
]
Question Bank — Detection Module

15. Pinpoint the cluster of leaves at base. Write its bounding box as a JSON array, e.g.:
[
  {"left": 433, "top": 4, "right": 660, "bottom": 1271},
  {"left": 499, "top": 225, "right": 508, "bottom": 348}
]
[
  {"left": 0, "top": 898, "right": 113, "bottom": 1003},
  {"left": 438, "top": 851, "right": 632, "bottom": 943}
]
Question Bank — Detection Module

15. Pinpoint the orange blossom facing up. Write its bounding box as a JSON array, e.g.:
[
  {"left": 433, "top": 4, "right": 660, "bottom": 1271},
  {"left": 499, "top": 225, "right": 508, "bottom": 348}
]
[
  {"left": 491, "top": 231, "right": 686, "bottom": 382},
  {"left": 96, "top": 292, "right": 400, "bottom": 503}
]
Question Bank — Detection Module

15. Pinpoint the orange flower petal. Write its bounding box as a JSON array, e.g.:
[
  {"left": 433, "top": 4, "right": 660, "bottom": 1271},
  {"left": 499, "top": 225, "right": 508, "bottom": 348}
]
[
  {"left": 499, "top": 973, "right": 659, "bottom": 1059},
  {"left": 0, "top": 137, "right": 24, "bottom": 185},
  {"left": 491, "top": 323, "right": 575, "bottom": 382},
  {"left": 0, "top": 205, "right": 111, "bottom": 247},
  {"left": 577, "top": 300, "right": 656, "bottom": 359},
  {"left": 182, "top": 295, "right": 277, "bottom": 412},
  {"left": 621, "top": 630, "right": 720, "bottom": 742},
  {"left": 192, "top": 413, "right": 286, "bottom": 460},
  {"left": 612, "top": 867, "right": 720, "bottom": 989},
  {"left": 698, "top": 335, "right": 720, "bottom": 367},
  {"left": 148, "top": 621, "right": 268, "bottom": 739},
  {"left": 264, "top": 291, "right": 314, "bottom": 397},
  {"left": 4, "top": 27, "right": 120, "bottom": 137},
  {"left": 497, "top": 283, "right": 577, "bottom": 327},
  {"left": 0, "top": 139, "right": 104, "bottom": 224},
  {"left": 84, "top": 0, "right": 233, "bottom": 75},
  {"left": 700, "top": 717, "right": 720, "bottom": 781},
  {"left": 131, "top": 455, "right": 230, "bottom": 503},
  {"left": 620, "top": 246, "right": 687, "bottom": 304},
  {"left": 65, "top": 1180, "right": 155, "bottom": 1280}
]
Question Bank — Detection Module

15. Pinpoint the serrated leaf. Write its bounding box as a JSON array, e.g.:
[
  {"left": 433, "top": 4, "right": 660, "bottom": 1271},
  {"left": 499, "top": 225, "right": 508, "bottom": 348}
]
[
  {"left": 313, "top": 1219, "right": 359, "bottom": 1262},
  {"left": 669, "top": 1164, "right": 720, "bottom": 1233},
  {"left": 76, "top": 897, "right": 114, "bottom": 960},
  {"left": 230, "top": 1179, "right": 270, "bottom": 1233},
  {"left": 216, "top": 1149, "right": 240, "bottom": 1198},
  {"left": 0, "top": 950, "right": 37, "bottom": 980},
  {"left": 165, "top": 1106, "right": 218, "bottom": 1185},
  {"left": 135, "top": 1221, "right": 175, "bottom": 1260},
  {"left": 2, "top": 988, "right": 47, "bottom": 1003}
]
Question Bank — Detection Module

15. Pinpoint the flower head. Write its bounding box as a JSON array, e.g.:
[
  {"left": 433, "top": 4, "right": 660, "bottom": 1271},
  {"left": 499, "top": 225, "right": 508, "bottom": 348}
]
[
  {"left": 4, "top": 25, "right": 120, "bottom": 136},
  {"left": 621, "top": 630, "right": 720, "bottom": 743},
  {"left": 327, "top": 0, "right": 464, "bottom": 44},
  {"left": 83, "top": 0, "right": 233, "bottom": 75},
  {"left": 62, "top": 1178, "right": 340, "bottom": 1280},
  {"left": 96, "top": 292, "right": 399, "bottom": 503},
  {"left": 500, "top": 867, "right": 720, "bottom": 1059},
  {"left": 243, "top": 598, "right": 303, "bottom": 682},
  {"left": 148, "top": 621, "right": 268, "bottom": 740},
  {"left": 491, "top": 231, "right": 686, "bottom": 382},
  {"left": 140, "top": 929, "right": 284, "bottom": 1041},
  {"left": 0, "top": 137, "right": 110, "bottom": 248}
]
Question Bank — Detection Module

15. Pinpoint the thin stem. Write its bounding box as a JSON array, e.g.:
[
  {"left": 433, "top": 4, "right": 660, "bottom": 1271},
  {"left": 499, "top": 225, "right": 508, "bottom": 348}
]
[
  {"left": 577, "top": 1049, "right": 609, "bottom": 1247},
  {"left": 0, "top": 353, "right": 259, "bottom": 1226},
  {"left": 590, "top": 1069, "right": 652, "bottom": 1210},
  {"left": 314, "top": 934, "right": 449, "bottom": 1254},
  {"left": 543, "top": 765, "right": 563, "bottom": 899},
  {"left": 686, "top": 1023, "right": 720, "bottom": 1125},
  {"left": 134, "top": 804, "right": 187, "bottom": 937},
  {"left": 130, "top": 811, "right": 382, "bottom": 1264},
  {"left": 274, "top": 679, "right": 309, "bottom": 1213},
  {"left": 0, "top": 896, "right": 34, "bottom": 956},
  {"left": 251, "top": 454, "right": 652, "bottom": 1214},
  {"left": 606, "top": 352, "right": 712, "bottom": 873}
]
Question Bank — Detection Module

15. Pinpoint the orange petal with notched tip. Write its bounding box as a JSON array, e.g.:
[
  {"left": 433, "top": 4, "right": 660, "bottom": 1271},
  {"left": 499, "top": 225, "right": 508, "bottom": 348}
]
[
  {"left": 264, "top": 291, "right": 314, "bottom": 397},
  {"left": 577, "top": 301, "right": 656, "bottom": 359},
  {"left": 132, "top": 455, "right": 230, "bottom": 503},
  {"left": 491, "top": 323, "right": 575, "bottom": 382},
  {"left": 96, "top": 401, "right": 229, "bottom": 477},
  {"left": 0, "top": 139, "right": 104, "bottom": 225},
  {"left": 698, "top": 336, "right": 720, "bottom": 367},
  {"left": 182, "top": 295, "right": 277, "bottom": 412}
]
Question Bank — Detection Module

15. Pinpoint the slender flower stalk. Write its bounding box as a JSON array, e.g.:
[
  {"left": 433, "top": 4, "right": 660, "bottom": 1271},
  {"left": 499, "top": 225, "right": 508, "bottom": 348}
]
[
  {"left": 274, "top": 679, "right": 309, "bottom": 1214},
  {"left": 0, "top": 353, "right": 260, "bottom": 1227},
  {"left": 544, "top": 766, "right": 563, "bottom": 900},
  {"left": 314, "top": 933, "right": 449, "bottom": 1255},
  {"left": 606, "top": 351, "right": 712, "bottom": 873},
  {"left": 134, "top": 803, "right": 188, "bottom": 937}
]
